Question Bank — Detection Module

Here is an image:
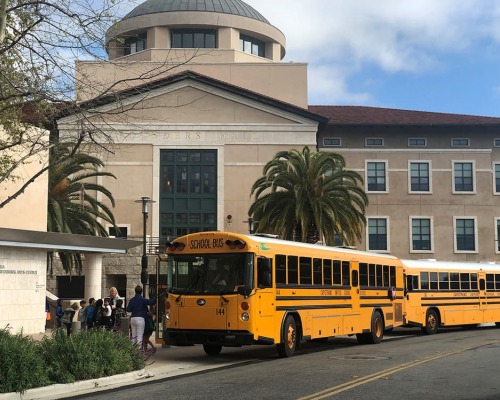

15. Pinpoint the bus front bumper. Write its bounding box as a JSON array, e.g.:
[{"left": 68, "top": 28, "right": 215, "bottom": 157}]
[{"left": 164, "top": 329, "right": 256, "bottom": 346}]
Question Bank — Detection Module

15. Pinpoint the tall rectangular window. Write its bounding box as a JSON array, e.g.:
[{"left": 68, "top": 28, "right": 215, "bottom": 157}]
[
  {"left": 124, "top": 33, "right": 147, "bottom": 55},
  {"left": 368, "top": 218, "right": 388, "bottom": 251},
  {"left": 453, "top": 162, "right": 474, "bottom": 192},
  {"left": 411, "top": 218, "right": 432, "bottom": 251},
  {"left": 409, "top": 162, "right": 430, "bottom": 192},
  {"left": 496, "top": 219, "right": 500, "bottom": 252},
  {"left": 455, "top": 218, "right": 476, "bottom": 252},
  {"left": 160, "top": 149, "right": 217, "bottom": 238},
  {"left": 494, "top": 163, "right": 500, "bottom": 194},
  {"left": 367, "top": 162, "right": 387, "bottom": 192},
  {"left": 240, "top": 34, "right": 265, "bottom": 57}
]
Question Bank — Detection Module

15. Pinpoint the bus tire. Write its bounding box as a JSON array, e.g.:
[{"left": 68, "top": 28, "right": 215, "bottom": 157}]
[
  {"left": 422, "top": 309, "right": 439, "bottom": 335},
  {"left": 203, "top": 344, "right": 222, "bottom": 356},
  {"left": 367, "top": 311, "right": 384, "bottom": 344},
  {"left": 356, "top": 333, "right": 369, "bottom": 345},
  {"left": 495, "top": 322, "right": 500, "bottom": 328},
  {"left": 277, "top": 315, "right": 297, "bottom": 358}
]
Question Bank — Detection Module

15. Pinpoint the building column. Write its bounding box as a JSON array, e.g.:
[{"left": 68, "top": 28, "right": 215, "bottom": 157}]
[{"left": 83, "top": 253, "right": 103, "bottom": 301}]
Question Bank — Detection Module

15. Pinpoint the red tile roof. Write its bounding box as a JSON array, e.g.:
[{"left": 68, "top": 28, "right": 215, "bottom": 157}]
[{"left": 308, "top": 106, "right": 500, "bottom": 125}]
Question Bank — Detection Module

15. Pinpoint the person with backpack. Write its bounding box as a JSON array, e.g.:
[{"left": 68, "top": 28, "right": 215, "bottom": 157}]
[
  {"left": 61, "top": 302, "right": 78, "bottom": 336},
  {"left": 94, "top": 298, "right": 104, "bottom": 328},
  {"left": 112, "top": 299, "right": 127, "bottom": 332},
  {"left": 100, "top": 297, "right": 113, "bottom": 329},
  {"left": 85, "top": 298, "right": 96, "bottom": 329},
  {"left": 126, "top": 285, "right": 156, "bottom": 351},
  {"left": 77, "top": 299, "right": 87, "bottom": 329},
  {"left": 55, "top": 299, "right": 63, "bottom": 328}
]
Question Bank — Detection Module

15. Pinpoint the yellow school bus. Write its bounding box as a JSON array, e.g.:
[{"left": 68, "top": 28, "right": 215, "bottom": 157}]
[
  {"left": 163, "top": 231, "right": 405, "bottom": 357},
  {"left": 402, "top": 259, "right": 500, "bottom": 333}
]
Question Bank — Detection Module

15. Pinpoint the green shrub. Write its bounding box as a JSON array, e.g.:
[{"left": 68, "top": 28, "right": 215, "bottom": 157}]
[
  {"left": 0, "top": 327, "right": 145, "bottom": 394},
  {"left": 0, "top": 327, "right": 51, "bottom": 393},
  {"left": 40, "top": 329, "right": 145, "bottom": 383}
]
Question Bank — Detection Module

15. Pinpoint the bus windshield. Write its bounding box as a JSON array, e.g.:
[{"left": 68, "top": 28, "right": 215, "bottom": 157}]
[{"left": 167, "top": 252, "right": 254, "bottom": 295}]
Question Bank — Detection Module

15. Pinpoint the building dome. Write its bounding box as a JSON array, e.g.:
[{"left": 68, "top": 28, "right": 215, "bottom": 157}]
[{"left": 123, "top": 0, "right": 270, "bottom": 24}]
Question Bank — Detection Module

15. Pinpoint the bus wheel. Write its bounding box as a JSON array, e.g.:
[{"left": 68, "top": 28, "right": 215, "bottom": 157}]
[
  {"left": 368, "top": 311, "right": 384, "bottom": 344},
  {"left": 203, "top": 344, "right": 222, "bottom": 356},
  {"left": 356, "top": 333, "right": 369, "bottom": 345},
  {"left": 277, "top": 315, "right": 297, "bottom": 358},
  {"left": 495, "top": 322, "right": 500, "bottom": 328},
  {"left": 422, "top": 309, "right": 438, "bottom": 335}
]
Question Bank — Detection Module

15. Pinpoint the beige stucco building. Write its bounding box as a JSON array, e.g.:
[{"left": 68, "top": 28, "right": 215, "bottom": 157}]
[
  {"left": 0, "top": 126, "right": 139, "bottom": 334},
  {"left": 53, "top": 0, "right": 500, "bottom": 298}
]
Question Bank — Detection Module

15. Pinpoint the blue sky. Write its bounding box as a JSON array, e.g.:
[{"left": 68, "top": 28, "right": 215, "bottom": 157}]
[{"left": 244, "top": 0, "right": 500, "bottom": 117}]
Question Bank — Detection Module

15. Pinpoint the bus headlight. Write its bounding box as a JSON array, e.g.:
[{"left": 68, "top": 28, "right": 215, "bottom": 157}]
[
  {"left": 241, "top": 312, "right": 249, "bottom": 321},
  {"left": 165, "top": 312, "right": 170, "bottom": 321}
]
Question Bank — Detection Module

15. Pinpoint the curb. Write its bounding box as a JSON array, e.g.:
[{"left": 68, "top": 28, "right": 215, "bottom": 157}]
[
  {"left": 0, "top": 361, "right": 243, "bottom": 399},
  {"left": 0, "top": 369, "right": 152, "bottom": 400}
]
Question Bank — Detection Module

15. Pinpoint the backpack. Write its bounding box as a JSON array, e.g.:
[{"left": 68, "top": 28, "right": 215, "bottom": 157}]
[
  {"left": 61, "top": 308, "right": 73, "bottom": 324},
  {"left": 95, "top": 306, "right": 105, "bottom": 323}
]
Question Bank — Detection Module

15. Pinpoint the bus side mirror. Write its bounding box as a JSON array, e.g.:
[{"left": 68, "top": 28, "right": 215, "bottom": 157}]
[{"left": 237, "top": 286, "right": 252, "bottom": 297}]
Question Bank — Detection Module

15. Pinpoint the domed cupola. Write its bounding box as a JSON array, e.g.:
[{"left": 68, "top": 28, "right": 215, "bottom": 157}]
[
  {"left": 105, "top": 0, "right": 285, "bottom": 62},
  {"left": 123, "top": 0, "right": 270, "bottom": 24}
]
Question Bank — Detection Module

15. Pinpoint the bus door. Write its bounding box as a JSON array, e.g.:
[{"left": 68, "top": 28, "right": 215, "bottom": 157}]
[
  {"left": 350, "top": 263, "right": 360, "bottom": 309},
  {"left": 154, "top": 256, "right": 169, "bottom": 343},
  {"left": 256, "top": 257, "right": 274, "bottom": 322},
  {"left": 478, "top": 272, "right": 487, "bottom": 309}
]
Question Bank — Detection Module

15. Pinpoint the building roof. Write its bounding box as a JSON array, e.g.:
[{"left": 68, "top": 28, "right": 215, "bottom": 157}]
[
  {"left": 123, "top": 0, "right": 270, "bottom": 24},
  {"left": 0, "top": 228, "right": 141, "bottom": 253},
  {"left": 66, "top": 70, "right": 328, "bottom": 125},
  {"left": 309, "top": 105, "right": 500, "bottom": 125}
]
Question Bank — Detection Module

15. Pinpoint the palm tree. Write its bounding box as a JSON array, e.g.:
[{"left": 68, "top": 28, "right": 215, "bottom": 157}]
[
  {"left": 47, "top": 144, "right": 118, "bottom": 272},
  {"left": 248, "top": 146, "right": 368, "bottom": 246}
]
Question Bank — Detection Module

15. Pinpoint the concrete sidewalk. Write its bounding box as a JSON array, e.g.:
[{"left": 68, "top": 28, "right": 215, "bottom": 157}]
[{"left": 0, "top": 331, "right": 248, "bottom": 400}]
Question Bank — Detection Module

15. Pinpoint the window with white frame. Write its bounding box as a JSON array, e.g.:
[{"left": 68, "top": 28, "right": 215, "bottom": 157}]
[
  {"left": 366, "top": 161, "right": 387, "bottom": 192},
  {"left": 454, "top": 218, "right": 477, "bottom": 252},
  {"left": 496, "top": 218, "right": 500, "bottom": 252},
  {"left": 453, "top": 161, "right": 474, "bottom": 192},
  {"left": 368, "top": 218, "right": 388, "bottom": 251},
  {"left": 124, "top": 33, "right": 147, "bottom": 55},
  {"left": 408, "top": 138, "right": 427, "bottom": 147},
  {"left": 494, "top": 163, "right": 500, "bottom": 194},
  {"left": 323, "top": 137, "right": 341, "bottom": 147},
  {"left": 451, "top": 138, "right": 470, "bottom": 147},
  {"left": 365, "top": 138, "right": 384, "bottom": 147},
  {"left": 409, "top": 161, "right": 430, "bottom": 192},
  {"left": 410, "top": 218, "right": 432, "bottom": 251},
  {"left": 107, "top": 225, "right": 129, "bottom": 239},
  {"left": 494, "top": 139, "right": 500, "bottom": 147}
]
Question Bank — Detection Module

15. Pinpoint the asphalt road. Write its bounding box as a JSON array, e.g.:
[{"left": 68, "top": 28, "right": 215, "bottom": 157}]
[{"left": 79, "top": 324, "right": 500, "bottom": 400}]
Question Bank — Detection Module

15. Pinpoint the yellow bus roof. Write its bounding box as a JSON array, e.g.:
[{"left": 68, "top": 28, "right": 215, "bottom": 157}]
[{"left": 401, "top": 259, "right": 500, "bottom": 272}]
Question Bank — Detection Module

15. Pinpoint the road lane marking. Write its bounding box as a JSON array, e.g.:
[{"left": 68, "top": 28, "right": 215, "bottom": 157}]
[{"left": 297, "top": 340, "right": 500, "bottom": 400}]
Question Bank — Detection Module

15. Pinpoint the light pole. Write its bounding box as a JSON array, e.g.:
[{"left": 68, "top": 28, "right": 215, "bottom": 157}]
[
  {"left": 135, "top": 196, "right": 155, "bottom": 295},
  {"left": 243, "top": 216, "right": 259, "bottom": 234}
]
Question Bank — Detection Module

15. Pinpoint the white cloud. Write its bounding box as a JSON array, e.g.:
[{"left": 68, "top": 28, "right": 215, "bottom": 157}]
[{"left": 248, "top": 0, "right": 495, "bottom": 70}]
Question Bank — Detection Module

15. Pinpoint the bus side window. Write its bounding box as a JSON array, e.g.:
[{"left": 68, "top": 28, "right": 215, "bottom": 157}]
[
  {"left": 406, "top": 275, "right": 418, "bottom": 292},
  {"left": 257, "top": 258, "right": 272, "bottom": 288}
]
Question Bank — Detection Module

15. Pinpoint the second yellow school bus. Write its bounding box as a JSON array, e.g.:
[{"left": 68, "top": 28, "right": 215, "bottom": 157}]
[
  {"left": 163, "top": 231, "right": 404, "bottom": 357},
  {"left": 402, "top": 259, "right": 500, "bottom": 333}
]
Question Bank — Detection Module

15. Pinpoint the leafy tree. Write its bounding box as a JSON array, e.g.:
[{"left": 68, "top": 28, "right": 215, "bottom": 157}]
[
  {"left": 0, "top": 0, "right": 200, "bottom": 209},
  {"left": 47, "top": 144, "right": 118, "bottom": 272},
  {"left": 249, "top": 146, "right": 368, "bottom": 246}
]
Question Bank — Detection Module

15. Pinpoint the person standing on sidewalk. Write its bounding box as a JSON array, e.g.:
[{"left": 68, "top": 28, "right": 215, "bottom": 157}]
[{"left": 126, "top": 285, "right": 156, "bottom": 351}]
